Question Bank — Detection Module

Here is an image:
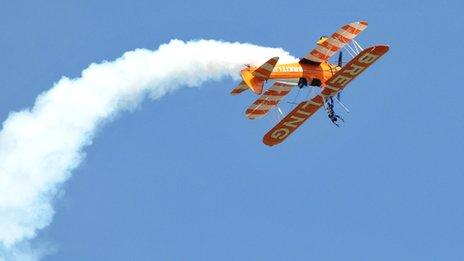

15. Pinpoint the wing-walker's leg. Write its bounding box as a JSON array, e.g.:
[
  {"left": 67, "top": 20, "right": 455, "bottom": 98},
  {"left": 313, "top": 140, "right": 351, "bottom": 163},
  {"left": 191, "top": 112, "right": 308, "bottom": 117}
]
[
  {"left": 325, "top": 96, "right": 345, "bottom": 127},
  {"left": 327, "top": 99, "right": 340, "bottom": 127}
]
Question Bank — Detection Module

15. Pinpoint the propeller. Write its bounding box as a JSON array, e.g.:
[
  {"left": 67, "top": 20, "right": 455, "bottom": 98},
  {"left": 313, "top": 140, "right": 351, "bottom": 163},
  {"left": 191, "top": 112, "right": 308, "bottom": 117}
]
[
  {"left": 338, "top": 51, "right": 343, "bottom": 67},
  {"left": 333, "top": 51, "right": 350, "bottom": 113},
  {"left": 337, "top": 51, "right": 343, "bottom": 101}
]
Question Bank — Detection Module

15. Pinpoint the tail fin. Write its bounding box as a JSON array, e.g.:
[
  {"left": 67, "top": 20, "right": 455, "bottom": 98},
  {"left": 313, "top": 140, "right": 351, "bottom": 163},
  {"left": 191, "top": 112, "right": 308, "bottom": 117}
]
[
  {"left": 252, "top": 57, "right": 279, "bottom": 79},
  {"left": 241, "top": 57, "right": 279, "bottom": 94}
]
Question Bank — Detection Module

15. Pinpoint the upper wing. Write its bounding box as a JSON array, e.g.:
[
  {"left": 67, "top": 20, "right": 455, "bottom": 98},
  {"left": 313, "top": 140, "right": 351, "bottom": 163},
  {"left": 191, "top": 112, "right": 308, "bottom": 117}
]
[
  {"left": 263, "top": 44, "right": 390, "bottom": 146},
  {"left": 245, "top": 81, "right": 293, "bottom": 119},
  {"left": 302, "top": 21, "right": 368, "bottom": 64}
]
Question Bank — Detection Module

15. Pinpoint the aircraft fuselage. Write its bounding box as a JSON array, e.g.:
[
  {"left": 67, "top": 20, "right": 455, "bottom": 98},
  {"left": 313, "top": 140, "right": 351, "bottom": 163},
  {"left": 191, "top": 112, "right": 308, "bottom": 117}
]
[{"left": 249, "top": 61, "right": 340, "bottom": 87}]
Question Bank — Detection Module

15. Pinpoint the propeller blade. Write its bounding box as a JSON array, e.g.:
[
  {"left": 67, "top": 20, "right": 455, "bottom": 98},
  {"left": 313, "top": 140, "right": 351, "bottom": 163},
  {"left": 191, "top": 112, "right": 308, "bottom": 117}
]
[
  {"left": 336, "top": 51, "right": 343, "bottom": 101},
  {"left": 338, "top": 51, "right": 343, "bottom": 67}
]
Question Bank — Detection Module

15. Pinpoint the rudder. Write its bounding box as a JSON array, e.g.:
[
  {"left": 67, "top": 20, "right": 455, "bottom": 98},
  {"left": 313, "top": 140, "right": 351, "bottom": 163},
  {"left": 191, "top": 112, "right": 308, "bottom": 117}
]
[{"left": 240, "top": 57, "right": 279, "bottom": 94}]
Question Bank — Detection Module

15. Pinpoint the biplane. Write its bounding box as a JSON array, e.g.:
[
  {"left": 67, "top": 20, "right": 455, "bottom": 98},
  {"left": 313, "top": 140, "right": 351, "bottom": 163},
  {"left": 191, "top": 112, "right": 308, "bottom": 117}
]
[{"left": 231, "top": 21, "right": 389, "bottom": 146}]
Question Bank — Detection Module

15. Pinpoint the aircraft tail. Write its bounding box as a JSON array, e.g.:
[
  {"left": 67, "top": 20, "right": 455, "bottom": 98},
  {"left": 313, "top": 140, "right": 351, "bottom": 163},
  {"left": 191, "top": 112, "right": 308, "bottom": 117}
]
[
  {"left": 230, "top": 81, "right": 249, "bottom": 95},
  {"left": 240, "top": 57, "right": 279, "bottom": 95}
]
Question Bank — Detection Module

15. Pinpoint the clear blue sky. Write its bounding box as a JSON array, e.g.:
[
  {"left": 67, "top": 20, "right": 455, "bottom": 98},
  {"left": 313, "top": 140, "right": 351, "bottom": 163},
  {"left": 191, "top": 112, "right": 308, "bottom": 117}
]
[{"left": 1, "top": 0, "right": 464, "bottom": 260}]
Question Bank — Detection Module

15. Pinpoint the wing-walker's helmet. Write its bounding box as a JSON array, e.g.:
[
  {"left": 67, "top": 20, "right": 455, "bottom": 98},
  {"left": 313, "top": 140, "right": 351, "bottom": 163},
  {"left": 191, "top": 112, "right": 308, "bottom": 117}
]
[{"left": 317, "top": 36, "right": 328, "bottom": 45}]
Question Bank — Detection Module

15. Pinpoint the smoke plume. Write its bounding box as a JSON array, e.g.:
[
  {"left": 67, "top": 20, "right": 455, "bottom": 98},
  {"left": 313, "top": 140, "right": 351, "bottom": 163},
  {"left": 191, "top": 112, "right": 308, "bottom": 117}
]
[{"left": 0, "top": 39, "right": 294, "bottom": 260}]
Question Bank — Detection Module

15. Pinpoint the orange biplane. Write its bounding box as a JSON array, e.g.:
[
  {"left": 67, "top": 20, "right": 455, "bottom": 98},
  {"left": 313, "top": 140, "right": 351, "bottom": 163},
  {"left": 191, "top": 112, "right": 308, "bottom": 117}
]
[{"left": 231, "top": 21, "right": 389, "bottom": 146}]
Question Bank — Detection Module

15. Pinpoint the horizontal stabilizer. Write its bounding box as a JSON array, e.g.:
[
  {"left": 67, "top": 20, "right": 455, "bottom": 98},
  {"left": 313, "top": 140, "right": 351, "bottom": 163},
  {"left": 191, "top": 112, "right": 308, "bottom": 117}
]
[{"left": 230, "top": 81, "right": 249, "bottom": 96}]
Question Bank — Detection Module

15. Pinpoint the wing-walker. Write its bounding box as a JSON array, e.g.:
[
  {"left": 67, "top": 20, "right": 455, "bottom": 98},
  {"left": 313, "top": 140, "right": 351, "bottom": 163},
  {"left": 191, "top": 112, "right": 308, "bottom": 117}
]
[{"left": 231, "top": 21, "right": 389, "bottom": 146}]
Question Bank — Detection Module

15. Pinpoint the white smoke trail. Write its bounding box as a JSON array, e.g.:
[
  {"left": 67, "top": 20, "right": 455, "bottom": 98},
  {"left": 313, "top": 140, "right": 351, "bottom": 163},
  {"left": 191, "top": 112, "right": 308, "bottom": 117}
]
[{"left": 0, "top": 39, "right": 295, "bottom": 260}]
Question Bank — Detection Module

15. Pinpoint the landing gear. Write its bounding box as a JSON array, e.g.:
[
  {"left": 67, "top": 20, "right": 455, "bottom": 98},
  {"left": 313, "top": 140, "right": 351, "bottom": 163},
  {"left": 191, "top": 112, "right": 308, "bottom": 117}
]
[
  {"left": 297, "top": 78, "right": 307, "bottom": 88},
  {"left": 309, "top": 78, "right": 322, "bottom": 87},
  {"left": 298, "top": 77, "right": 323, "bottom": 88},
  {"left": 326, "top": 96, "right": 344, "bottom": 127}
]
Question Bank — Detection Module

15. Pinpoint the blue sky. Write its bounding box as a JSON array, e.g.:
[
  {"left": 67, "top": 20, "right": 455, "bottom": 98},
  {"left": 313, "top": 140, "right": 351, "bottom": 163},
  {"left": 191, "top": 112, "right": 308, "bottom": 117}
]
[{"left": 1, "top": 0, "right": 464, "bottom": 260}]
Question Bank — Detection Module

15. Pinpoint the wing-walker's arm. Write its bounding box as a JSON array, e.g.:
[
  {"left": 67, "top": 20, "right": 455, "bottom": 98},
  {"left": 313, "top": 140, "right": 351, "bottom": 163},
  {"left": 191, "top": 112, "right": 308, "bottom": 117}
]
[
  {"left": 301, "top": 21, "right": 368, "bottom": 64},
  {"left": 263, "top": 45, "right": 390, "bottom": 146}
]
